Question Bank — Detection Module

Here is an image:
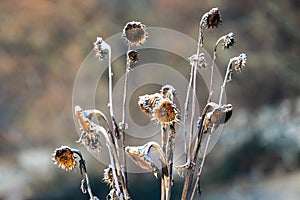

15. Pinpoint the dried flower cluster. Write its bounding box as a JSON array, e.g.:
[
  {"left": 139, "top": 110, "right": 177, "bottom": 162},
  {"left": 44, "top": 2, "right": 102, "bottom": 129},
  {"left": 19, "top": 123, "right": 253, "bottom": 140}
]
[{"left": 52, "top": 7, "right": 247, "bottom": 200}]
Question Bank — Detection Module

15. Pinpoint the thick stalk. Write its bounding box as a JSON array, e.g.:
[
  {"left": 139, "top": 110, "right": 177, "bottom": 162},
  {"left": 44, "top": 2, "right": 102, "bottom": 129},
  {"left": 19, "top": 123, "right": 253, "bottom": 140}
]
[
  {"left": 161, "top": 125, "right": 167, "bottom": 200},
  {"left": 166, "top": 123, "right": 176, "bottom": 200}
]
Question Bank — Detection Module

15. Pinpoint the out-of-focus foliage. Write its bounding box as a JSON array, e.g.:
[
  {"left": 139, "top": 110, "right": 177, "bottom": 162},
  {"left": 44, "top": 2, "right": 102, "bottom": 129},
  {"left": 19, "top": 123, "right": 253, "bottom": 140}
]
[{"left": 0, "top": 0, "right": 299, "bottom": 199}]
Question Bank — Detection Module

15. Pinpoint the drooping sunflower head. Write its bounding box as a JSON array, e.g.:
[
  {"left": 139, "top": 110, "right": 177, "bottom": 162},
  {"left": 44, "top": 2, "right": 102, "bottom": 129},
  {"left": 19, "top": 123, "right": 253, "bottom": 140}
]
[
  {"left": 52, "top": 146, "right": 77, "bottom": 171},
  {"left": 222, "top": 32, "right": 235, "bottom": 50},
  {"left": 234, "top": 53, "right": 247, "bottom": 72},
  {"left": 125, "top": 145, "right": 158, "bottom": 178},
  {"left": 202, "top": 7, "right": 222, "bottom": 29}
]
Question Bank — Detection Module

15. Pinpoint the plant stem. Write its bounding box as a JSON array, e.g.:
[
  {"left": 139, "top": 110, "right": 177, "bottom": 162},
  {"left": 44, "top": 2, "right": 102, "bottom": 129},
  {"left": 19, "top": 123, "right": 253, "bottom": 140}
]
[
  {"left": 207, "top": 37, "right": 222, "bottom": 103},
  {"left": 105, "top": 42, "right": 120, "bottom": 139},
  {"left": 183, "top": 65, "right": 193, "bottom": 160},
  {"left": 144, "top": 141, "right": 167, "bottom": 200},
  {"left": 93, "top": 125, "right": 124, "bottom": 198},
  {"left": 181, "top": 103, "right": 212, "bottom": 200},
  {"left": 84, "top": 172, "right": 95, "bottom": 200},
  {"left": 72, "top": 150, "right": 96, "bottom": 200},
  {"left": 161, "top": 125, "right": 167, "bottom": 200},
  {"left": 166, "top": 123, "right": 176, "bottom": 200},
  {"left": 186, "top": 18, "right": 204, "bottom": 164},
  {"left": 218, "top": 58, "right": 234, "bottom": 106},
  {"left": 121, "top": 45, "right": 131, "bottom": 188},
  {"left": 190, "top": 133, "right": 211, "bottom": 200}
]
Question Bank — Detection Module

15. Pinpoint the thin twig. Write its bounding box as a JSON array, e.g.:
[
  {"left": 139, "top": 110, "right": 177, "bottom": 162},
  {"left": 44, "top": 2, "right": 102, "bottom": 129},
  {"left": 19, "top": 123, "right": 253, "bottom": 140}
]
[
  {"left": 218, "top": 58, "right": 234, "bottom": 106},
  {"left": 207, "top": 38, "right": 222, "bottom": 103},
  {"left": 183, "top": 65, "right": 194, "bottom": 160},
  {"left": 72, "top": 150, "right": 97, "bottom": 200}
]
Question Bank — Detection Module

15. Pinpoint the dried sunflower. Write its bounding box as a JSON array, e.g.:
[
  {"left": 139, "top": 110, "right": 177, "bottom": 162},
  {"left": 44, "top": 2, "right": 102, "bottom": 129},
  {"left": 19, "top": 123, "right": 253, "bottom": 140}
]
[
  {"left": 122, "top": 21, "right": 147, "bottom": 46},
  {"left": 52, "top": 146, "right": 77, "bottom": 171}
]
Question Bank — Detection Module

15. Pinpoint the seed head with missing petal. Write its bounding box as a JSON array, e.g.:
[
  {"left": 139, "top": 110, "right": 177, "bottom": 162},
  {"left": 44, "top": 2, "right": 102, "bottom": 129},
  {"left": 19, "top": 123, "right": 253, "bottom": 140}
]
[
  {"left": 122, "top": 21, "right": 148, "bottom": 46},
  {"left": 222, "top": 32, "right": 235, "bottom": 49},
  {"left": 52, "top": 146, "right": 77, "bottom": 171},
  {"left": 234, "top": 53, "right": 247, "bottom": 72},
  {"left": 227, "top": 53, "right": 247, "bottom": 82}
]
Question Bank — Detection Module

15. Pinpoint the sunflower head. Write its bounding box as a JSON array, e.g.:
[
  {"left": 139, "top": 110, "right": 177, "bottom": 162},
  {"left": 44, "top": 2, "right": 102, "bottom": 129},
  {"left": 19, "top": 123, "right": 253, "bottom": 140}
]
[
  {"left": 203, "top": 103, "right": 233, "bottom": 133},
  {"left": 52, "top": 146, "right": 77, "bottom": 171},
  {"left": 127, "top": 50, "right": 139, "bottom": 64},
  {"left": 202, "top": 8, "right": 222, "bottom": 29},
  {"left": 152, "top": 99, "right": 179, "bottom": 125},
  {"left": 122, "top": 21, "right": 148, "bottom": 46},
  {"left": 234, "top": 53, "right": 247, "bottom": 72},
  {"left": 222, "top": 32, "right": 235, "bottom": 49}
]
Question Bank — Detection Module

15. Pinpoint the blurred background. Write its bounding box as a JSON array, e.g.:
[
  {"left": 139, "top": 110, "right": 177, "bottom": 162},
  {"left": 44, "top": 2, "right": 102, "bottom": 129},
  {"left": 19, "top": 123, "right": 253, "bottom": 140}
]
[{"left": 0, "top": 0, "right": 299, "bottom": 199}]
